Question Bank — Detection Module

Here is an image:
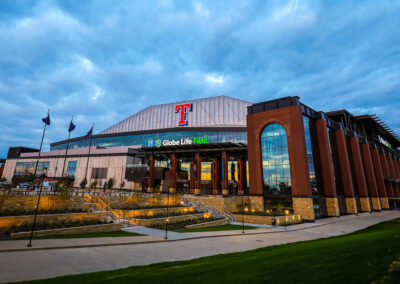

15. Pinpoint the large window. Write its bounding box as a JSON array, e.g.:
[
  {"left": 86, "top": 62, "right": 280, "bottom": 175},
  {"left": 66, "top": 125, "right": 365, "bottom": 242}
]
[
  {"left": 51, "top": 130, "right": 248, "bottom": 150},
  {"left": 67, "top": 161, "right": 78, "bottom": 178},
  {"left": 261, "top": 123, "right": 291, "bottom": 194},
  {"left": 15, "top": 161, "right": 50, "bottom": 176}
]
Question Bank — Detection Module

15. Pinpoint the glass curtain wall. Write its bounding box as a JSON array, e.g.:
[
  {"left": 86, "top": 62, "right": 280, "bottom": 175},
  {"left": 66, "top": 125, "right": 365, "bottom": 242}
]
[
  {"left": 67, "top": 161, "right": 78, "bottom": 178},
  {"left": 260, "top": 123, "right": 292, "bottom": 214},
  {"left": 15, "top": 161, "right": 50, "bottom": 176},
  {"left": 303, "top": 116, "right": 324, "bottom": 218}
]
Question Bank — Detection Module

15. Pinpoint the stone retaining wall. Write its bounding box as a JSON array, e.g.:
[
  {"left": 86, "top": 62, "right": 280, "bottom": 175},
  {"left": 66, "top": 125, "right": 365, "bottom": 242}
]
[
  {"left": 132, "top": 212, "right": 213, "bottom": 227},
  {"left": 185, "top": 195, "right": 264, "bottom": 213},
  {"left": 185, "top": 218, "right": 230, "bottom": 229},
  {"left": 0, "top": 195, "right": 86, "bottom": 214},
  {"left": 0, "top": 212, "right": 104, "bottom": 233},
  {"left": 230, "top": 214, "right": 302, "bottom": 225},
  {"left": 114, "top": 206, "right": 197, "bottom": 218},
  {"left": 10, "top": 223, "right": 122, "bottom": 239}
]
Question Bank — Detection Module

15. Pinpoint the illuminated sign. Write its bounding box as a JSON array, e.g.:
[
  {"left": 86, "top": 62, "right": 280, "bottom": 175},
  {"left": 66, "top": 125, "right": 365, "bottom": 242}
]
[
  {"left": 175, "top": 103, "right": 192, "bottom": 126},
  {"left": 379, "top": 136, "right": 392, "bottom": 149},
  {"left": 155, "top": 136, "right": 208, "bottom": 147}
]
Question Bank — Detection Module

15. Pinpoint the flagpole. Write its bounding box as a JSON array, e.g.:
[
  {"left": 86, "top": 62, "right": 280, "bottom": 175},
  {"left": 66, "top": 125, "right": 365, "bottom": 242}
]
[
  {"left": 27, "top": 110, "right": 49, "bottom": 247},
  {"left": 84, "top": 123, "right": 94, "bottom": 188},
  {"left": 61, "top": 116, "right": 73, "bottom": 179}
]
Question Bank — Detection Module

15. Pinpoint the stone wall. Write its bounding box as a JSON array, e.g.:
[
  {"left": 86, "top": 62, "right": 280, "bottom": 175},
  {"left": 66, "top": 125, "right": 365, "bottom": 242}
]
[
  {"left": 185, "top": 195, "right": 264, "bottom": 213},
  {"left": 100, "top": 194, "right": 184, "bottom": 209},
  {"left": 230, "top": 214, "right": 302, "bottom": 226},
  {"left": 132, "top": 212, "right": 213, "bottom": 227},
  {"left": 10, "top": 223, "right": 122, "bottom": 239},
  {"left": 185, "top": 218, "right": 230, "bottom": 229},
  {"left": 0, "top": 212, "right": 104, "bottom": 233},
  {"left": 0, "top": 195, "right": 86, "bottom": 214},
  {"left": 114, "top": 206, "right": 197, "bottom": 219}
]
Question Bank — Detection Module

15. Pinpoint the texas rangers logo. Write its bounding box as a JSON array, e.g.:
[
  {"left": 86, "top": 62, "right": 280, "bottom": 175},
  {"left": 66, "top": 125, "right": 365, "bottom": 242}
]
[{"left": 175, "top": 103, "right": 192, "bottom": 126}]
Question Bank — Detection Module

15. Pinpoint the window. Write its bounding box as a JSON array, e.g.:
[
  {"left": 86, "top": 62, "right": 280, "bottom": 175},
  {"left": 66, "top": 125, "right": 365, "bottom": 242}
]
[
  {"left": 91, "top": 168, "right": 108, "bottom": 179},
  {"left": 15, "top": 161, "right": 50, "bottom": 176},
  {"left": 67, "top": 161, "right": 78, "bottom": 178},
  {"left": 260, "top": 123, "right": 291, "bottom": 194}
]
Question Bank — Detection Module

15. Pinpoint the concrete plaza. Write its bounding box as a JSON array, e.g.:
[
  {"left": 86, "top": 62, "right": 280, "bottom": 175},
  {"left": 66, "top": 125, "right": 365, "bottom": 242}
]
[{"left": 0, "top": 211, "right": 399, "bottom": 283}]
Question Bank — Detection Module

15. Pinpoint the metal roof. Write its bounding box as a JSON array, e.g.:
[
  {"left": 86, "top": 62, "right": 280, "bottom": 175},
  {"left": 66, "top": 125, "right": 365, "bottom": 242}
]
[{"left": 100, "top": 96, "right": 252, "bottom": 134}]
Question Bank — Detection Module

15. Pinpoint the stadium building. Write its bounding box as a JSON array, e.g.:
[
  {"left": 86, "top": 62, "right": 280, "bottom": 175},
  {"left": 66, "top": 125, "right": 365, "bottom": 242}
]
[{"left": 2, "top": 96, "right": 400, "bottom": 220}]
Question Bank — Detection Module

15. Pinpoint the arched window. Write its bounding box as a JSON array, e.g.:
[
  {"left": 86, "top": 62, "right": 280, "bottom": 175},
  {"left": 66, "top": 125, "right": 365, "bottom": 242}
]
[{"left": 261, "top": 123, "right": 291, "bottom": 194}]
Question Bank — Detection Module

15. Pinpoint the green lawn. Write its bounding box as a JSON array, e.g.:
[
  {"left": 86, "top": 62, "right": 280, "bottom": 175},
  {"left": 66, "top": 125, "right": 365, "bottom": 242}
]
[
  {"left": 21, "top": 218, "right": 400, "bottom": 283},
  {"left": 175, "top": 224, "right": 259, "bottom": 233},
  {"left": 15, "top": 231, "right": 143, "bottom": 240}
]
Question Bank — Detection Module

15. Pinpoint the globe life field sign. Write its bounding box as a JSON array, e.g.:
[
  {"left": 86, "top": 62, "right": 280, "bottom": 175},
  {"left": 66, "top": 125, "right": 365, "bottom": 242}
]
[{"left": 155, "top": 136, "right": 208, "bottom": 147}]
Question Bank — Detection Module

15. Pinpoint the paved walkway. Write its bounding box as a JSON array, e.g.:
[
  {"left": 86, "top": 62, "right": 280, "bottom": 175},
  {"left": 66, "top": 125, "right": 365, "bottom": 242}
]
[{"left": 1, "top": 211, "right": 399, "bottom": 283}]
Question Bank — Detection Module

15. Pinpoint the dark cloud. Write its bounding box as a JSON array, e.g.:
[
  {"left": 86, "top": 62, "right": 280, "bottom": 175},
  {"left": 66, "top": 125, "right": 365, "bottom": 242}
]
[{"left": 0, "top": 0, "right": 399, "bottom": 157}]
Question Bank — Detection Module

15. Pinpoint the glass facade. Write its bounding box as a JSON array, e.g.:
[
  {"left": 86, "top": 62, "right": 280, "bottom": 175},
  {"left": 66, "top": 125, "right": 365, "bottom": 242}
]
[
  {"left": 260, "top": 123, "right": 291, "bottom": 194},
  {"left": 67, "top": 161, "right": 78, "bottom": 178},
  {"left": 51, "top": 130, "right": 247, "bottom": 150},
  {"left": 303, "top": 116, "right": 318, "bottom": 194},
  {"left": 15, "top": 161, "right": 50, "bottom": 176}
]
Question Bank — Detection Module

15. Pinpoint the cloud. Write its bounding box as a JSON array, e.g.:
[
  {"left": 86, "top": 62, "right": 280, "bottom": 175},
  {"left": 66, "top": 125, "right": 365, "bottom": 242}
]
[{"left": 0, "top": 0, "right": 399, "bottom": 158}]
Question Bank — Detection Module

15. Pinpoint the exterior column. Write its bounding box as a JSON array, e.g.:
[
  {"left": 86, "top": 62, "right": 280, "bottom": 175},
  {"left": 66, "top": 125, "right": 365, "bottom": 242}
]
[
  {"left": 189, "top": 159, "right": 195, "bottom": 194},
  {"left": 147, "top": 155, "right": 155, "bottom": 193},
  {"left": 212, "top": 158, "right": 219, "bottom": 195},
  {"left": 238, "top": 157, "right": 245, "bottom": 196},
  {"left": 379, "top": 151, "right": 394, "bottom": 200},
  {"left": 194, "top": 153, "right": 201, "bottom": 195},
  {"left": 388, "top": 156, "right": 400, "bottom": 198},
  {"left": 349, "top": 137, "right": 371, "bottom": 211},
  {"left": 221, "top": 152, "right": 229, "bottom": 196},
  {"left": 169, "top": 154, "right": 177, "bottom": 193},
  {"left": 371, "top": 147, "right": 389, "bottom": 209},
  {"left": 315, "top": 118, "right": 339, "bottom": 216},
  {"left": 335, "top": 129, "right": 357, "bottom": 213},
  {"left": 361, "top": 143, "right": 381, "bottom": 211}
]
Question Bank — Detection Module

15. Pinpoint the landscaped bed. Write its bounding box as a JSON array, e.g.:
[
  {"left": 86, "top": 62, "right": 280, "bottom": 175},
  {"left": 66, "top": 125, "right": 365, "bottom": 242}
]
[
  {"left": 4, "top": 230, "right": 143, "bottom": 240},
  {"left": 149, "top": 217, "right": 222, "bottom": 230},
  {"left": 0, "top": 208, "right": 91, "bottom": 217},
  {"left": 24, "top": 218, "right": 400, "bottom": 283},
  {"left": 175, "top": 224, "right": 258, "bottom": 233}
]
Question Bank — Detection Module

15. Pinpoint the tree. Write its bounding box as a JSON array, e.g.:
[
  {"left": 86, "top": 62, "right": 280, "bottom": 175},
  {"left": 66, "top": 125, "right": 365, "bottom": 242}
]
[
  {"left": 80, "top": 178, "right": 87, "bottom": 189},
  {"left": 103, "top": 181, "right": 107, "bottom": 189},
  {"left": 107, "top": 177, "right": 114, "bottom": 189},
  {"left": 120, "top": 181, "right": 125, "bottom": 189},
  {"left": 91, "top": 180, "right": 98, "bottom": 188}
]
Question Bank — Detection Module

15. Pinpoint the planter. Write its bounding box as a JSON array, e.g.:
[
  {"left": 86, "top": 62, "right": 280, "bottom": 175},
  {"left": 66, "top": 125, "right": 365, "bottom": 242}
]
[
  {"left": 230, "top": 214, "right": 302, "bottom": 225},
  {"left": 10, "top": 223, "right": 122, "bottom": 239}
]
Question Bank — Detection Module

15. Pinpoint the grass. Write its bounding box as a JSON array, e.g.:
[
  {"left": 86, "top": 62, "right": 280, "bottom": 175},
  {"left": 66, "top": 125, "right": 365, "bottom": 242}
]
[
  {"left": 7, "top": 231, "right": 143, "bottom": 240},
  {"left": 21, "top": 218, "right": 400, "bottom": 283},
  {"left": 175, "top": 224, "right": 259, "bottom": 233}
]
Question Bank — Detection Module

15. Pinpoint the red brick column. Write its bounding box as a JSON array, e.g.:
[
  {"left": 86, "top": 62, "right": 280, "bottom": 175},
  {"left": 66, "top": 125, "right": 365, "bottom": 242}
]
[
  {"left": 361, "top": 143, "right": 381, "bottom": 211},
  {"left": 371, "top": 147, "right": 389, "bottom": 209},
  {"left": 147, "top": 155, "right": 155, "bottom": 193},
  {"left": 194, "top": 153, "right": 201, "bottom": 195},
  {"left": 335, "top": 129, "right": 357, "bottom": 213},
  {"left": 238, "top": 157, "right": 245, "bottom": 195},
  {"left": 315, "top": 118, "right": 339, "bottom": 216},
  {"left": 388, "top": 156, "right": 400, "bottom": 198},
  {"left": 221, "top": 152, "right": 229, "bottom": 196},
  {"left": 349, "top": 137, "right": 371, "bottom": 211},
  {"left": 212, "top": 158, "right": 219, "bottom": 195},
  {"left": 379, "top": 151, "right": 394, "bottom": 199},
  {"left": 169, "top": 154, "right": 177, "bottom": 193}
]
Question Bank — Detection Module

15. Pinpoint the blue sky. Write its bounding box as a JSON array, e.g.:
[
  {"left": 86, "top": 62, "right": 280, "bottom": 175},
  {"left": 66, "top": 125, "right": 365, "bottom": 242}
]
[{"left": 0, "top": 0, "right": 399, "bottom": 157}]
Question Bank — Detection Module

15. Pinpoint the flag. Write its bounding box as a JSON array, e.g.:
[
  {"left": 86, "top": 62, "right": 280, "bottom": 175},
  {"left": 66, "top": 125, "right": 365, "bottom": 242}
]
[
  {"left": 85, "top": 126, "right": 93, "bottom": 137},
  {"left": 42, "top": 113, "right": 50, "bottom": 125},
  {"left": 68, "top": 121, "right": 76, "bottom": 132}
]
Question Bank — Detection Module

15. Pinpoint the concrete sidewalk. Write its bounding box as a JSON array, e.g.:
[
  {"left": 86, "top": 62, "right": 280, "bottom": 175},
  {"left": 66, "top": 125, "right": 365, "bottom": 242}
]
[{"left": 0, "top": 211, "right": 399, "bottom": 283}]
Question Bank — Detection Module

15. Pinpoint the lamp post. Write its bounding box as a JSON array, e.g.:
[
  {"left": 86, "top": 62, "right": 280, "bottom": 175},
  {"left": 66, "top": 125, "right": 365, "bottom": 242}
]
[
  {"left": 165, "top": 188, "right": 170, "bottom": 240},
  {"left": 241, "top": 191, "right": 245, "bottom": 234},
  {"left": 27, "top": 167, "right": 47, "bottom": 247}
]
